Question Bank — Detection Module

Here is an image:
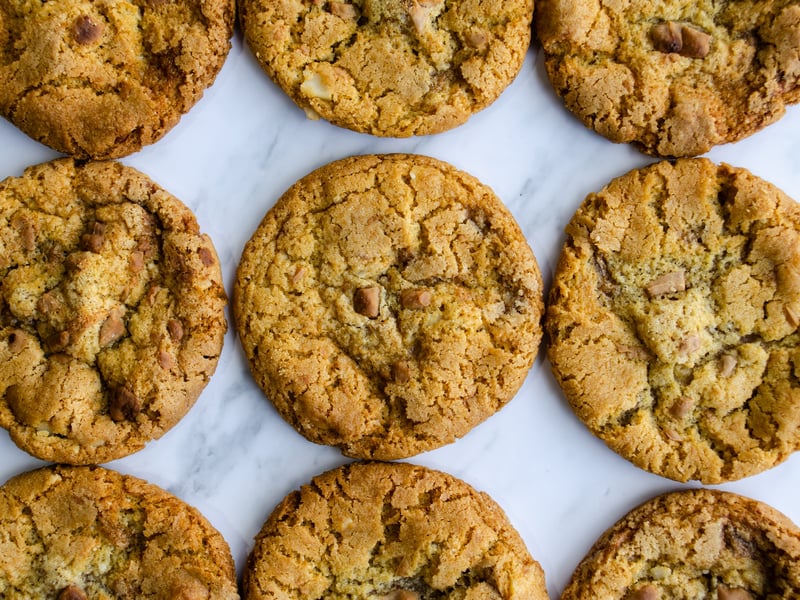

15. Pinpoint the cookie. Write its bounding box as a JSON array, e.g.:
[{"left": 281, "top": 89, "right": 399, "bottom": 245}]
[
  {"left": 243, "top": 461, "right": 548, "bottom": 599},
  {"left": 545, "top": 158, "right": 800, "bottom": 483},
  {"left": 239, "top": 0, "right": 533, "bottom": 137},
  {"left": 234, "top": 154, "right": 543, "bottom": 459},
  {"left": 0, "top": 158, "right": 227, "bottom": 464},
  {"left": 0, "top": 464, "right": 239, "bottom": 598},
  {"left": 561, "top": 488, "right": 800, "bottom": 599},
  {"left": 535, "top": 0, "right": 800, "bottom": 157},
  {"left": 0, "top": 0, "right": 234, "bottom": 159}
]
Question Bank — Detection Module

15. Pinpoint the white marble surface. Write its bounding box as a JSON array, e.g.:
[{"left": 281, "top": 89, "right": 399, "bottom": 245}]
[{"left": 2, "top": 32, "right": 800, "bottom": 597}]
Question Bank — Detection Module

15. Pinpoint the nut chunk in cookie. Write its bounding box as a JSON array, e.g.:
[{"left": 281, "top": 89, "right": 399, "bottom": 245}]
[
  {"left": 243, "top": 461, "right": 548, "bottom": 600},
  {"left": 535, "top": 0, "right": 800, "bottom": 156},
  {"left": 546, "top": 158, "right": 800, "bottom": 483},
  {"left": 0, "top": 158, "right": 227, "bottom": 464},
  {"left": 234, "top": 154, "right": 543, "bottom": 459}
]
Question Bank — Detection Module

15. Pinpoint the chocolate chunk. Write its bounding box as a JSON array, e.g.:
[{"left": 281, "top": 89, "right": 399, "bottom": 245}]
[
  {"left": 679, "top": 25, "right": 711, "bottom": 59},
  {"left": 197, "top": 246, "right": 215, "bottom": 267},
  {"left": 73, "top": 15, "right": 103, "bottom": 45},
  {"left": 81, "top": 222, "right": 106, "bottom": 253},
  {"left": 109, "top": 388, "right": 141, "bottom": 422},
  {"left": 400, "top": 288, "right": 432, "bottom": 309},
  {"left": 167, "top": 318, "right": 184, "bottom": 342},
  {"left": 99, "top": 309, "right": 125, "bottom": 347},
  {"left": 646, "top": 270, "right": 686, "bottom": 298},
  {"left": 354, "top": 286, "right": 381, "bottom": 318},
  {"left": 651, "top": 21, "right": 683, "bottom": 54}
]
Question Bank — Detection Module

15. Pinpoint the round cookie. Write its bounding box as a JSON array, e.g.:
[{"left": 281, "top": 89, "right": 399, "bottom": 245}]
[
  {"left": 0, "top": 0, "right": 234, "bottom": 159},
  {"left": 535, "top": 0, "right": 800, "bottom": 157},
  {"left": 0, "top": 464, "right": 239, "bottom": 598},
  {"left": 0, "top": 158, "right": 227, "bottom": 464},
  {"left": 545, "top": 158, "right": 800, "bottom": 484},
  {"left": 561, "top": 488, "right": 800, "bottom": 599},
  {"left": 234, "top": 154, "right": 543, "bottom": 459},
  {"left": 243, "top": 461, "right": 549, "bottom": 600},
  {"left": 239, "top": 0, "right": 533, "bottom": 137}
]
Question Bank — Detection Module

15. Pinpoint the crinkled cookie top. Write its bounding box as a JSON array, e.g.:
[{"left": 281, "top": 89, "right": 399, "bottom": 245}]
[
  {"left": 240, "top": 0, "right": 533, "bottom": 136},
  {"left": 0, "top": 158, "right": 227, "bottom": 464},
  {"left": 243, "top": 461, "right": 548, "bottom": 599},
  {"left": 0, "top": 0, "right": 234, "bottom": 158},
  {"left": 536, "top": 0, "right": 800, "bottom": 156},
  {"left": 234, "top": 154, "right": 543, "bottom": 460},
  {"left": 546, "top": 158, "right": 800, "bottom": 483}
]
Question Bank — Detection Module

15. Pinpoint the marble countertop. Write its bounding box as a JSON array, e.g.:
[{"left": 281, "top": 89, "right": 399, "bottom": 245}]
[{"left": 2, "top": 32, "right": 799, "bottom": 597}]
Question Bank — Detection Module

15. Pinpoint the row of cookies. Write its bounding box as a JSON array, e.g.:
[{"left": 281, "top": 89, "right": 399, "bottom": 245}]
[
  {"left": 2, "top": 460, "right": 799, "bottom": 598},
  {"left": 1, "top": 1, "right": 797, "bottom": 158},
  {"left": 2, "top": 151, "right": 800, "bottom": 482}
]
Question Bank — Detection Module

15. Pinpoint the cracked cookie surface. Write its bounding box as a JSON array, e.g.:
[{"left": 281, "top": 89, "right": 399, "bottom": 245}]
[
  {"left": 561, "top": 489, "right": 800, "bottom": 599},
  {"left": 243, "top": 461, "right": 548, "bottom": 600},
  {"left": 0, "top": 0, "right": 234, "bottom": 159},
  {"left": 239, "top": 0, "right": 533, "bottom": 137},
  {"left": 535, "top": 0, "right": 800, "bottom": 157},
  {"left": 545, "top": 158, "right": 800, "bottom": 484},
  {"left": 0, "top": 464, "right": 239, "bottom": 599},
  {"left": 0, "top": 158, "right": 227, "bottom": 464},
  {"left": 234, "top": 154, "right": 543, "bottom": 459}
]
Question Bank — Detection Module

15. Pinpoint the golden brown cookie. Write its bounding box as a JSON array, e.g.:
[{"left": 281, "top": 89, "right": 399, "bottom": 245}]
[
  {"left": 239, "top": 0, "right": 533, "bottom": 137},
  {"left": 561, "top": 489, "right": 800, "bottom": 599},
  {"left": 535, "top": 0, "right": 800, "bottom": 157},
  {"left": 0, "top": 464, "right": 239, "bottom": 598},
  {"left": 546, "top": 158, "right": 800, "bottom": 484},
  {"left": 0, "top": 0, "right": 234, "bottom": 159},
  {"left": 234, "top": 154, "right": 543, "bottom": 459},
  {"left": 243, "top": 461, "right": 548, "bottom": 600},
  {"left": 0, "top": 158, "right": 227, "bottom": 464}
]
